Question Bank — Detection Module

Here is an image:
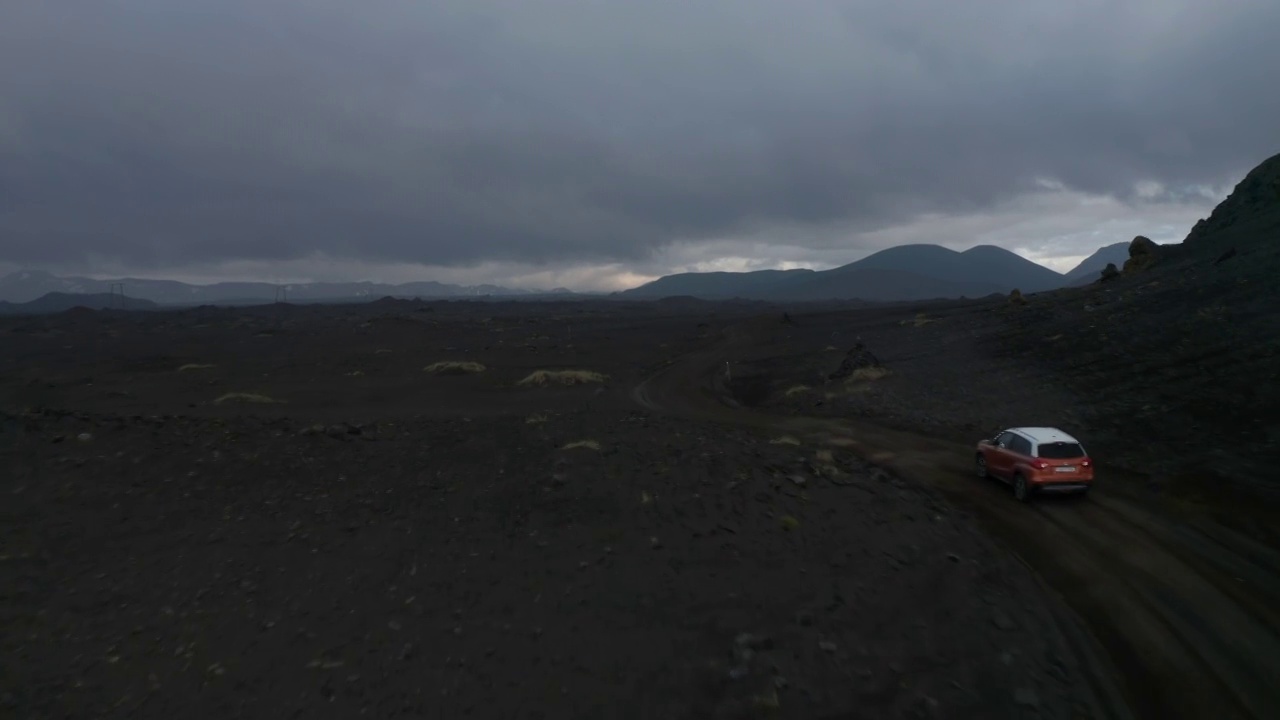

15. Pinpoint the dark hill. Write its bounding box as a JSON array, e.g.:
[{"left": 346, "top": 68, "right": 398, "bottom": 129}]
[
  {"left": 0, "top": 292, "right": 158, "bottom": 315},
  {"left": 620, "top": 243, "right": 1066, "bottom": 302},
  {"left": 1184, "top": 152, "right": 1280, "bottom": 250},
  {"left": 834, "top": 244, "right": 1065, "bottom": 293}
]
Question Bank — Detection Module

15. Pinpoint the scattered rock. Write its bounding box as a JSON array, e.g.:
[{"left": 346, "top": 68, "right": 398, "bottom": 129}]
[
  {"left": 827, "top": 342, "right": 883, "bottom": 381},
  {"left": 734, "top": 633, "right": 773, "bottom": 652},
  {"left": 323, "top": 424, "right": 364, "bottom": 439},
  {"left": 1008, "top": 289, "right": 1027, "bottom": 306},
  {"left": 76, "top": 432, "right": 93, "bottom": 442}
]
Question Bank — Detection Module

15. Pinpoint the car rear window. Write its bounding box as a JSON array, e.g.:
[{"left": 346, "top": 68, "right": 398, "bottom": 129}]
[{"left": 1037, "top": 442, "right": 1085, "bottom": 459}]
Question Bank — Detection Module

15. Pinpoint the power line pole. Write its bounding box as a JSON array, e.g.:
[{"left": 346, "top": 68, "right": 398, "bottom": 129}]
[{"left": 108, "top": 282, "right": 125, "bottom": 309}]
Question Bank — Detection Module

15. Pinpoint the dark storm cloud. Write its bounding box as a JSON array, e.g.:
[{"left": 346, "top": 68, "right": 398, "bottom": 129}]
[{"left": 1, "top": 0, "right": 1277, "bottom": 272}]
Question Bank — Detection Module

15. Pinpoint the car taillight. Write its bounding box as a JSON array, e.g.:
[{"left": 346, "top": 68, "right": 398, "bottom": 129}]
[
  {"left": 1081, "top": 458, "right": 1091, "bottom": 467},
  {"left": 1032, "top": 460, "right": 1049, "bottom": 470}
]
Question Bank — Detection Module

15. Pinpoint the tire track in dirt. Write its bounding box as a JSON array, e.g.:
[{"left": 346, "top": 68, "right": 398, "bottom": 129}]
[
  {"left": 1041, "top": 498, "right": 1280, "bottom": 716},
  {"left": 634, "top": 318, "right": 1280, "bottom": 720},
  {"left": 1029, "top": 500, "right": 1272, "bottom": 719}
]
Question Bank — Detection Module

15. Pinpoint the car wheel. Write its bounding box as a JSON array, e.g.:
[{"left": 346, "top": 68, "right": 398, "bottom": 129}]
[
  {"left": 975, "top": 454, "right": 988, "bottom": 478},
  {"left": 1013, "top": 474, "right": 1031, "bottom": 502}
]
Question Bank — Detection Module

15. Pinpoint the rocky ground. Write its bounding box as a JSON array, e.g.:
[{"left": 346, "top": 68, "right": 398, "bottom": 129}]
[{"left": 1, "top": 300, "right": 1107, "bottom": 719}]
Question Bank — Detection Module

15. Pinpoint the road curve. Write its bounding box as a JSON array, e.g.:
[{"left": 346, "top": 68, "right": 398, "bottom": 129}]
[{"left": 632, "top": 319, "right": 1280, "bottom": 720}]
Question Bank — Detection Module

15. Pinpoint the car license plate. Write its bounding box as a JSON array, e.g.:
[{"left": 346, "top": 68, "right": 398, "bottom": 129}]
[{"left": 1054, "top": 466, "right": 1075, "bottom": 473}]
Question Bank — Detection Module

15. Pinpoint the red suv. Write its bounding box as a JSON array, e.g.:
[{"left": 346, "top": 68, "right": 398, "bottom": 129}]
[{"left": 975, "top": 427, "right": 1094, "bottom": 501}]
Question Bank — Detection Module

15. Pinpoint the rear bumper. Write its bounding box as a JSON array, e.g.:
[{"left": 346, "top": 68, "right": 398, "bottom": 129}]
[
  {"left": 1034, "top": 482, "right": 1091, "bottom": 494},
  {"left": 1029, "top": 471, "right": 1093, "bottom": 491}
]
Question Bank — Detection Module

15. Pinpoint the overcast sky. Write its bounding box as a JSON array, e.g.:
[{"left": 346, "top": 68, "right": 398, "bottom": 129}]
[{"left": 2, "top": 1, "right": 1277, "bottom": 290}]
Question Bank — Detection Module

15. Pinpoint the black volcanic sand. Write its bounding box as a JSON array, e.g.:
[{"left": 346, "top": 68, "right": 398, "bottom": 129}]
[{"left": 1, "top": 301, "right": 1107, "bottom": 719}]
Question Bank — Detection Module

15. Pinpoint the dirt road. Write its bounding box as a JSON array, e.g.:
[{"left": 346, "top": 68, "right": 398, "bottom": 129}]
[{"left": 634, "top": 318, "right": 1280, "bottom": 720}]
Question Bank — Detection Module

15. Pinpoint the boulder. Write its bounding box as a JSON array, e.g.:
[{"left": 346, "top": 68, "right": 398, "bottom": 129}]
[
  {"left": 1122, "top": 235, "right": 1160, "bottom": 274},
  {"left": 1008, "top": 288, "right": 1027, "bottom": 305},
  {"left": 1099, "top": 263, "right": 1120, "bottom": 282},
  {"left": 827, "top": 342, "right": 882, "bottom": 381}
]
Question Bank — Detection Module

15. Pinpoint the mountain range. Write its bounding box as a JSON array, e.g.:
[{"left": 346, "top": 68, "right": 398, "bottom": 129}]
[
  {"left": 0, "top": 271, "right": 548, "bottom": 306},
  {"left": 618, "top": 243, "right": 1088, "bottom": 302},
  {"left": 3, "top": 242, "right": 1137, "bottom": 309}
]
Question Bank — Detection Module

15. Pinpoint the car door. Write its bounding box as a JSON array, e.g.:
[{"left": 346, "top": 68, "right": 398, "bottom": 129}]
[
  {"left": 989, "top": 431, "right": 1018, "bottom": 478},
  {"left": 1007, "top": 434, "right": 1033, "bottom": 475}
]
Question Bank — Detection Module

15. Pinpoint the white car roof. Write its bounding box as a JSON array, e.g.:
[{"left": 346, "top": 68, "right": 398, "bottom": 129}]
[{"left": 1009, "top": 427, "right": 1080, "bottom": 445}]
